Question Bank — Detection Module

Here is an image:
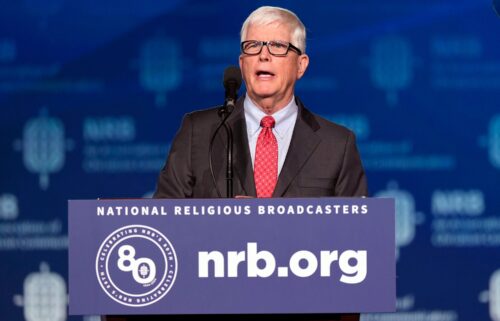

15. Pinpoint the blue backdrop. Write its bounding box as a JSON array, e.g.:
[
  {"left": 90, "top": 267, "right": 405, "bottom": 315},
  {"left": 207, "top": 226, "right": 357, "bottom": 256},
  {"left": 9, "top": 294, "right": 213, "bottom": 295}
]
[{"left": 1, "top": 1, "right": 499, "bottom": 320}]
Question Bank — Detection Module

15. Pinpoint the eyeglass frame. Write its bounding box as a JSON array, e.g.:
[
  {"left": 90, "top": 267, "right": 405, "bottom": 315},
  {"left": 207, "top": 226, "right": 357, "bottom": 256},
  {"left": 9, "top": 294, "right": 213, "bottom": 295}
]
[{"left": 240, "top": 40, "right": 303, "bottom": 56}]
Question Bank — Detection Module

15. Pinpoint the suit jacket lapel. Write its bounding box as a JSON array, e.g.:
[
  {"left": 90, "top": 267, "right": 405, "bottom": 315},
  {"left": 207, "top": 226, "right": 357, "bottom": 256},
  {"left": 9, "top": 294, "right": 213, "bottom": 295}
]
[
  {"left": 220, "top": 96, "right": 320, "bottom": 198},
  {"left": 272, "top": 98, "right": 321, "bottom": 197}
]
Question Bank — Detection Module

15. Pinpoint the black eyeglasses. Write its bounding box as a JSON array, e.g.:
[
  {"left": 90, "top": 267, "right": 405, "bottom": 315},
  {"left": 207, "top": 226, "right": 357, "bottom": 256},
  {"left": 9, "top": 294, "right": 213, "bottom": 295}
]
[{"left": 241, "top": 40, "right": 302, "bottom": 56}]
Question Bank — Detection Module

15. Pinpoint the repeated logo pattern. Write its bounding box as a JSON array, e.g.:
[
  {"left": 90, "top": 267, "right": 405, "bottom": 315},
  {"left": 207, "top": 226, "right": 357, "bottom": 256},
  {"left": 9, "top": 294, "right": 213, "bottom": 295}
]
[{"left": 254, "top": 116, "right": 278, "bottom": 198}]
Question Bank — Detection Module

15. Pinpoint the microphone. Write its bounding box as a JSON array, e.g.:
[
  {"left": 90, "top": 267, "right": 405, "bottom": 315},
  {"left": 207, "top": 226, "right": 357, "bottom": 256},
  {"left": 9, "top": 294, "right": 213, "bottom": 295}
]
[
  {"left": 222, "top": 66, "right": 242, "bottom": 114},
  {"left": 494, "top": 0, "right": 500, "bottom": 16}
]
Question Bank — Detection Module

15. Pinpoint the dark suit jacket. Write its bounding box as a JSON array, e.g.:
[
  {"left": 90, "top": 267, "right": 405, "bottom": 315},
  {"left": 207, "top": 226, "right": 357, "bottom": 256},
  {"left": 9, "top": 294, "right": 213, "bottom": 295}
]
[
  {"left": 105, "top": 97, "right": 367, "bottom": 321},
  {"left": 154, "top": 96, "right": 367, "bottom": 199}
]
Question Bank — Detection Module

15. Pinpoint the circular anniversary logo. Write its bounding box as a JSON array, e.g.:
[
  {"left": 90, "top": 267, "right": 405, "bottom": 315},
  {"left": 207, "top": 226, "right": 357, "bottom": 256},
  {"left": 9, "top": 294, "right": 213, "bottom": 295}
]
[{"left": 95, "top": 225, "right": 178, "bottom": 307}]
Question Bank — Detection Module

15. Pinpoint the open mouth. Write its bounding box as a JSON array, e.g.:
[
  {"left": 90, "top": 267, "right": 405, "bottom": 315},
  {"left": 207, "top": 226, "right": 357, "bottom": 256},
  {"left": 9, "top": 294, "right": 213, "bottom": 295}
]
[{"left": 256, "top": 70, "right": 275, "bottom": 78}]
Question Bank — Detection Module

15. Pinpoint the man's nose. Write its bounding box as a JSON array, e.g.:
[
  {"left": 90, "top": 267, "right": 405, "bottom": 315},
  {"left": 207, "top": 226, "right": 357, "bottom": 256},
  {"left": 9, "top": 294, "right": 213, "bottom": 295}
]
[{"left": 259, "top": 44, "right": 271, "bottom": 61}]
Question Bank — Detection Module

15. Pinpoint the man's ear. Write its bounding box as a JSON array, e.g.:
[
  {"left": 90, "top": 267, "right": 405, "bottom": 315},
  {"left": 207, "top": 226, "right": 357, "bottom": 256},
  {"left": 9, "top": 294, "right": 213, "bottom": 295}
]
[{"left": 297, "top": 54, "right": 309, "bottom": 79}]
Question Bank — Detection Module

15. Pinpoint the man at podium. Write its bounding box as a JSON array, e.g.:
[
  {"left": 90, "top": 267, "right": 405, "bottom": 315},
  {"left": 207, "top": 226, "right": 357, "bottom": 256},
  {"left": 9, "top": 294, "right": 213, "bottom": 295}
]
[
  {"left": 154, "top": 5, "right": 367, "bottom": 201},
  {"left": 107, "top": 5, "right": 368, "bottom": 321}
]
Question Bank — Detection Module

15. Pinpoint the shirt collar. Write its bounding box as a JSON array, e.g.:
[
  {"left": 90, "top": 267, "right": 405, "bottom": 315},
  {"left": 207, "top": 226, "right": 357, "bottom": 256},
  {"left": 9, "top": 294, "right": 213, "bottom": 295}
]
[{"left": 244, "top": 95, "right": 298, "bottom": 139}]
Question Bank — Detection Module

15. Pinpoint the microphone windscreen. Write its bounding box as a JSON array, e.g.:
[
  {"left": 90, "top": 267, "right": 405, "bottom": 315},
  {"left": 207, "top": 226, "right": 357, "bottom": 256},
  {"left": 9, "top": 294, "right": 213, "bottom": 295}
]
[{"left": 223, "top": 66, "right": 242, "bottom": 89}]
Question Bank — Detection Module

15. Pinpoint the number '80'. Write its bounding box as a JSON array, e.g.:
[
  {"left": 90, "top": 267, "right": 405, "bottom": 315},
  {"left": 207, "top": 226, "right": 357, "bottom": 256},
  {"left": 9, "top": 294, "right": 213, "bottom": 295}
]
[{"left": 117, "top": 245, "right": 157, "bottom": 284}]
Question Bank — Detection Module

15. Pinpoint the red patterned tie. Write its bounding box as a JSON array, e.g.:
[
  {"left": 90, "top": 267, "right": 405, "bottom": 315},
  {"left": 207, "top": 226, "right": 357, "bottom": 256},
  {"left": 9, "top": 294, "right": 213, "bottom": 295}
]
[{"left": 254, "top": 116, "right": 278, "bottom": 198}]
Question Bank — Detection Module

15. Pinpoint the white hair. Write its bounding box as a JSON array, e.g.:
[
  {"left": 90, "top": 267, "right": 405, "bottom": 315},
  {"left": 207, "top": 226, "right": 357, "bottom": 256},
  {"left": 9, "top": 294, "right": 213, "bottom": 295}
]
[{"left": 240, "top": 6, "right": 307, "bottom": 53}]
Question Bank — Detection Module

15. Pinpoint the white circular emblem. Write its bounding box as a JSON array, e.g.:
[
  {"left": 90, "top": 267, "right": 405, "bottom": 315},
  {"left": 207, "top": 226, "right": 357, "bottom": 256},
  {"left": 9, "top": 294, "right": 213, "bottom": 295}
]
[{"left": 95, "top": 225, "right": 177, "bottom": 307}]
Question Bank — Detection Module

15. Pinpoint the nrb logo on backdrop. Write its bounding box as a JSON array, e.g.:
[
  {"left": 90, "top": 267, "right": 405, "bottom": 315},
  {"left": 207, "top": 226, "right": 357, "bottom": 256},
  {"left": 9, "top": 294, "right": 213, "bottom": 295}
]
[
  {"left": 95, "top": 225, "right": 178, "bottom": 307},
  {"left": 13, "top": 108, "right": 73, "bottom": 190}
]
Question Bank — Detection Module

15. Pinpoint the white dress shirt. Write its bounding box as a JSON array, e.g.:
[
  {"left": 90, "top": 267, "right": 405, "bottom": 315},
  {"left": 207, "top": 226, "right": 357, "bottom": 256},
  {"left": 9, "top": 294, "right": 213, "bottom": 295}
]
[{"left": 243, "top": 95, "right": 298, "bottom": 175}]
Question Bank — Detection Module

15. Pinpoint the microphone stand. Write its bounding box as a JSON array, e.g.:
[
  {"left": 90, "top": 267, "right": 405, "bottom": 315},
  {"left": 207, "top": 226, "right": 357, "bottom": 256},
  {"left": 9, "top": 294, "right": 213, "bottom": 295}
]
[
  {"left": 209, "top": 65, "right": 241, "bottom": 198},
  {"left": 221, "top": 106, "right": 233, "bottom": 198},
  {"left": 208, "top": 102, "right": 234, "bottom": 198}
]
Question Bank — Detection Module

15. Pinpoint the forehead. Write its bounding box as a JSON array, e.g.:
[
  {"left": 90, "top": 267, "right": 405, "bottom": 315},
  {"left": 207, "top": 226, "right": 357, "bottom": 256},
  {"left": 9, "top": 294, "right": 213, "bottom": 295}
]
[{"left": 244, "top": 22, "right": 292, "bottom": 41}]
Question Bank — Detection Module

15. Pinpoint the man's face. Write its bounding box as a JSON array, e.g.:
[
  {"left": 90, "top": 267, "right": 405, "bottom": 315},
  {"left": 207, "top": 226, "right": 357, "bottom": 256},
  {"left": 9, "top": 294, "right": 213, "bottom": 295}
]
[{"left": 239, "top": 22, "right": 309, "bottom": 112}]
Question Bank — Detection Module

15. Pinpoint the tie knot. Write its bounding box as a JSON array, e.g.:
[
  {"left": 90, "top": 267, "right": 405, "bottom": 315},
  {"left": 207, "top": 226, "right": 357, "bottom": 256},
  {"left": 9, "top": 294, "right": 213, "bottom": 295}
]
[{"left": 260, "top": 116, "right": 275, "bottom": 128}]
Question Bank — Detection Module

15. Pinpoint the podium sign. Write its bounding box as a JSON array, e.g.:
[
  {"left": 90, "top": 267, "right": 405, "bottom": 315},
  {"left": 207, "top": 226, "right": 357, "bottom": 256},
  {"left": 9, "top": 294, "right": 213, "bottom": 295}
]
[{"left": 69, "top": 197, "right": 395, "bottom": 315}]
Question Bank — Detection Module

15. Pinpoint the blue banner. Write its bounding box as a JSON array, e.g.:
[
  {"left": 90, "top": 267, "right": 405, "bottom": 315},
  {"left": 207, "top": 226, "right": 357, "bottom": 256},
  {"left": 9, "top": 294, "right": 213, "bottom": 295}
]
[{"left": 69, "top": 198, "right": 395, "bottom": 315}]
